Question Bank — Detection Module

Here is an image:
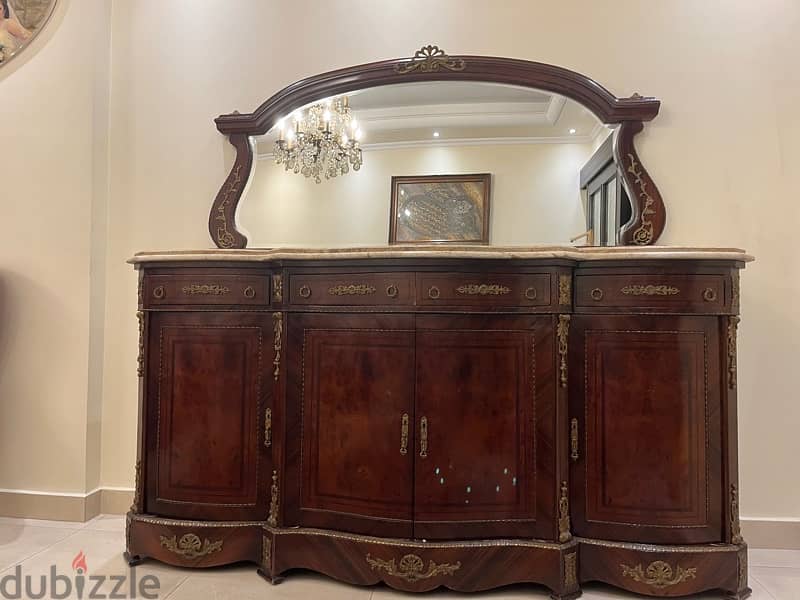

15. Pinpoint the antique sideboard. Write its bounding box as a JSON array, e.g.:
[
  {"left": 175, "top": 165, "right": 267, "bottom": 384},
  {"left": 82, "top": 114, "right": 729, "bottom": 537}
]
[{"left": 126, "top": 245, "right": 752, "bottom": 599}]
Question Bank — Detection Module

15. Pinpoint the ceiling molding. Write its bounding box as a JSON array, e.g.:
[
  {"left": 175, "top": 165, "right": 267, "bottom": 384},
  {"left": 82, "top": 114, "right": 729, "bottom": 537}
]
[{"left": 545, "top": 96, "right": 567, "bottom": 124}]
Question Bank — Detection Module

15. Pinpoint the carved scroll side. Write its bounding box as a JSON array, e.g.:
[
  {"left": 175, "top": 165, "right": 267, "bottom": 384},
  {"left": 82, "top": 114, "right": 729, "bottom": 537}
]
[
  {"left": 209, "top": 133, "right": 253, "bottom": 249},
  {"left": 615, "top": 121, "right": 666, "bottom": 245}
]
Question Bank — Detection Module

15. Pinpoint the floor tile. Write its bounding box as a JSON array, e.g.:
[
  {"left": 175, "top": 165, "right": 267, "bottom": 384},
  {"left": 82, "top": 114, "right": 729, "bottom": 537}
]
[
  {"left": 0, "top": 523, "right": 78, "bottom": 571},
  {"left": 83, "top": 514, "right": 126, "bottom": 532},
  {"left": 751, "top": 566, "right": 800, "bottom": 600},
  {"left": 580, "top": 579, "right": 777, "bottom": 599},
  {"left": 371, "top": 583, "right": 552, "bottom": 598},
  {"left": 0, "top": 516, "right": 85, "bottom": 529}
]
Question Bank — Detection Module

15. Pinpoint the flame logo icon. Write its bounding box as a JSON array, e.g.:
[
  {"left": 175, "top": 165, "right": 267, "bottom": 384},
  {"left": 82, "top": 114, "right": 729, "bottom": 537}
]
[{"left": 71, "top": 550, "right": 88, "bottom": 574}]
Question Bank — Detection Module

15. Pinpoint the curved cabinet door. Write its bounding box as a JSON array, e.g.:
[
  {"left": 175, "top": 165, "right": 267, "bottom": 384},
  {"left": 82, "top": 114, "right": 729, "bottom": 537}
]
[
  {"left": 569, "top": 315, "right": 722, "bottom": 544},
  {"left": 412, "top": 315, "right": 555, "bottom": 540},
  {"left": 145, "top": 312, "right": 272, "bottom": 521},
  {"left": 284, "top": 313, "right": 415, "bottom": 538}
]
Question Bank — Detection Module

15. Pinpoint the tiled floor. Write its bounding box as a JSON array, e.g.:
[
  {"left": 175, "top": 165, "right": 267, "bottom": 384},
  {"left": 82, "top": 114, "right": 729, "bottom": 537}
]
[{"left": 0, "top": 515, "right": 796, "bottom": 599}]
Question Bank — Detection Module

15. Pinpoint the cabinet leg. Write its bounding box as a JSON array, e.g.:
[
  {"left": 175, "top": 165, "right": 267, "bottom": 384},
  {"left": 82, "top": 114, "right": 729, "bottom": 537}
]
[
  {"left": 123, "top": 551, "right": 145, "bottom": 567},
  {"left": 724, "top": 589, "right": 752, "bottom": 600},
  {"left": 257, "top": 567, "right": 284, "bottom": 585},
  {"left": 549, "top": 591, "right": 581, "bottom": 600}
]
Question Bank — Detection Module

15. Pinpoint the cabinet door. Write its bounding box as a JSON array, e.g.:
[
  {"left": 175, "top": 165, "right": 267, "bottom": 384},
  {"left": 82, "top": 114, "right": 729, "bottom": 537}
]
[
  {"left": 570, "top": 315, "right": 722, "bottom": 544},
  {"left": 145, "top": 312, "right": 271, "bottom": 521},
  {"left": 413, "top": 315, "right": 555, "bottom": 540},
  {"left": 285, "top": 313, "right": 415, "bottom": 538}
]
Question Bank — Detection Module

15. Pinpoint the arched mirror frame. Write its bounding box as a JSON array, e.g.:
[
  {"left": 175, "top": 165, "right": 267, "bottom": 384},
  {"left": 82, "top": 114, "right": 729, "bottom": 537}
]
[{"left": 209, "top": 45, "right": 664, "bottom": 249}]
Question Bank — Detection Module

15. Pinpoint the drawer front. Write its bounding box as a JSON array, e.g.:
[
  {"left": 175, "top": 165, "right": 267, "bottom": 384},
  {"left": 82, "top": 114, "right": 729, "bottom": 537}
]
[
  {"left": 417, "top": 273, "right": 550, "bottom": 307},
  {"left": 289, "top": 273, "right": 413, "bottom": 305},
  {"left": 144, "top": 273, "right": 269, "bottom": 306},
  {"left": 575, "top": 274, "right": 728, "bottom": 312}
]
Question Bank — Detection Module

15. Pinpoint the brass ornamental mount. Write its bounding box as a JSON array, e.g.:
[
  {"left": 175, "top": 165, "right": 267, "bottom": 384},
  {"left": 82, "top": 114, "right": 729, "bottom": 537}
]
[
  {"left": 328, "top": 284, "right": 376, "bottom": 296},
  {"left": 268, "top": 470, "right": 279, "bottom": 527},
  {"left": 621, "top": 284, "right": 679, "bottom": 296},
  {"left": 386, "top": 284, "right": 399, "bottom": 298},
  {"left": 564, "top": 553, "right": 578, "bottom": 589},
  {"left": 264, "top": 407, "right": 272, "bottom": 448},
  {"left": 558, "top": 481, "right": 572, "bottom": 542},
  {"left": 399, "top": 413, "right": 409, "bottom": 456},
  {"left": 160, "top": 534, "right": 223, "bottom": 559},
  {"left": 559, "top": 275, "right": 572, "bottom": 306},
  {"left": 272, "top": 313, "right": 283, "bottom": 381},
  {"left": 456, "top": 284, "right": 511, "bottom": 296},
  {"left": 557, "top": 315, "right": 570, "bottom": 388},
  {"left": 570, "top": 419, "right": 579, "bottom": 461},
  {"left": 366, "top": 552, "right": 461, "bottom": 582},
  {"left": 620, "top": 561, "right": 697, "bottom": 589},
  {"left": 419, "top": 416, "right": 429, "bottom": 458},
  {"left": 182, "top": 284, "right": 230, "bottom": 296},
  {"left": 394, "top": 45, "right": 466, "bottom": 74},
  {"left": 272, "top": 274, "right": 283, "bottom": 302}
]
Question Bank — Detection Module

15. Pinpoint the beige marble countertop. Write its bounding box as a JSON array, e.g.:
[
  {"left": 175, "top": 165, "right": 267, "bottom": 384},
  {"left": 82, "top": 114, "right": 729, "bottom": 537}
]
[{"left": 130, "top": 245, "right": 754, "bottom": 264}]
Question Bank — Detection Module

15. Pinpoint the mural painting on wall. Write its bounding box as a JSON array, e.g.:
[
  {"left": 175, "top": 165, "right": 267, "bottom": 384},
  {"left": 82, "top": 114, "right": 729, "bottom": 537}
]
[{"left": 0, "top": 0, "right": 55, "bottom": 66}]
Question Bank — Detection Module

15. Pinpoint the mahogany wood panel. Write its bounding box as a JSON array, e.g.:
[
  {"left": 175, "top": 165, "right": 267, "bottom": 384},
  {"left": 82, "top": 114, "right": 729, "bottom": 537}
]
[
  {"left": 417, "top": 273, "right": 551, "bottom": 308},
  {"left": 289, "top": 272, "right": 414, "bottom": 306},
  {"left": 144, "top": 271, "right": 269, "bottom": 307},
  {"left": 569, "top": 315, "right": 722, "bottom": 544},
  {"left": 284, "top": 313, "right": 415, "bottom": 538},
  {"left": 145, "top": 312, "right": 271, "bottom": 521}
]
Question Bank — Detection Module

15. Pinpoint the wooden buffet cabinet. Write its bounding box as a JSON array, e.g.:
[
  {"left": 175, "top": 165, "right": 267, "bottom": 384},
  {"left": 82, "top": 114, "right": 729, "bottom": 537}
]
[{"left": 126, "top": 246, "right": 751, "bottom": 599}]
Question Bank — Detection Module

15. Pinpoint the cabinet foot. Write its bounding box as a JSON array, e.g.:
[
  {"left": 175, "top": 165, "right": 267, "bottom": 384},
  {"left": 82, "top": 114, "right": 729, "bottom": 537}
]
[
  {"left": 549, "top": 591, "right": 581, "bottom": 600},
  {"left": 724, "top": 589, "right": 752, "bottom": 600},
  {"left": 123, "top": 551, "right": 145, "bottom": 567},
  {"left": 256, "top": 568, "right": 284, "bottom": 585}
]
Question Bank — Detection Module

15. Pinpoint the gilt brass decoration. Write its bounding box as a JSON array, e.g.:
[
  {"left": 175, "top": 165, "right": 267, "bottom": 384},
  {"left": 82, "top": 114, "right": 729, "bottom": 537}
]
[
  {"left": 182, "top": 284, "right": 230, "bottom": 296},
  {"left": 152, "top": 286, "right": 165, "bottom": 299},
  {"left": 737, "top": 549, "right": 748, "bottom": 591},
  {"left": 702, "top": 287, "right": 717, "bottom": 302},
  {"left": 131, "top": 459, "right": 143, "bottom": 513},
  {"left": 570, "top": 419, "right": 579, "bottom": 461},
  {"left": 262, "top": 535, "right": 272, "bottom": 568},
  {"left": 365, "top": 553, "right": 461, "bottom": 582},
  {"left": 558, "top": 481, "right": 572, "bottom": 542},
  {"left": 264, "top": 407, "right": 272, "bottom": 448},
  {"left": 328, "top": 284, "right": 376, "bottom": 296},
  {"left": 272, "top": 313, "right": 283, "bottom": 381},
  {"left": 272, "top": 274, "right": 283, "bottom": 302},
  {"left": 394, "top": 45, "right": 466, "bottom": 74},
  {"left": 299, "top": 285, "right": 312, "bottom": 299},
  {"left": 160, "top": 533, "right": 223, "bottom": 559},
  {"left": 455, "top": 284, "right": 511, "bottom": 296},
  {"left": 557, "top": 315, "right": 570, "bottom": 388},
  {"left": 386, "top": 284, "right": 399, "bottom": 298},
  {"left": 620, "top": 561, "right": 697, "bottom": 589},
  {"left": 732, "top": 273, "right": 740, "bottom": 312},
  {"left": 627, "top": 154, "right": 657, "bottom": 245},
  {"left": 243, "top": 286, "right": 256, "bottom": 299},
  {"left": 564, "top": 552, "right": 578, "bottom": 589},
  {"left": 620, "top": 284, "right": 679, "bottom": 296},
  {"left": 268, "top": 470, "right": 279, "bottom": 527},
  {"left": 730, "top": 484, "right": 744, "bottom": 544},
  {"left": 136, "top": 311, "right": 145, "bottom": 377},
  {"left": 559, "top": 275, "right": 571, "bottom": 305},
  {"left": 419, "top": 416, "right": 429, "bottom": 458},
  {"left": 214, "top": 164, "right": 243, "bottom": 249},
  {"left": 399, "top": 413, "right": 409, "bottom": 455},
  {"left": 728, "top": 316, "right": 739, "bottom": 389}
]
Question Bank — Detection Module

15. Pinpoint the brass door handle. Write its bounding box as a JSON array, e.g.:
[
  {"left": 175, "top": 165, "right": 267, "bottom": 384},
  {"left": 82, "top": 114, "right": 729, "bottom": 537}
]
[
  {"left": 419, "top": 416, "right": 428, "bottom": 458},
  {"left": 570, "top": 418, "right": 579, "bottom": 461},
  {"left": 399, "top": 413, "right": 409, "bottom": 455}
]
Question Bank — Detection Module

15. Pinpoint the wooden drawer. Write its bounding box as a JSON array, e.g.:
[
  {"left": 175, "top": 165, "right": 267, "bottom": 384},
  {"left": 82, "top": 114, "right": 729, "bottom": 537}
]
[
  {"left": 289, "top": 272, "right": 413, "bottom": 305},
  {"left": 575, "top": 274, "right": 729, "bottom": 313},
  {"left": 417, "top": 273, "right": 550, "bottom": 307},
  {"left": 144, "top": 272, "right": 269, "bottom": 306}
]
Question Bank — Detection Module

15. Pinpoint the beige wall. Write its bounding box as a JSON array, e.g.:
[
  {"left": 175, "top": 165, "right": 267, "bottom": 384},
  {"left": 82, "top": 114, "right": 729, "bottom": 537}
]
[
  {"left": 0, "top": 0, "right": 798, "bottom": 525},
  {"left": 243, "top": 143, "right": 592, "bottom": 247}
]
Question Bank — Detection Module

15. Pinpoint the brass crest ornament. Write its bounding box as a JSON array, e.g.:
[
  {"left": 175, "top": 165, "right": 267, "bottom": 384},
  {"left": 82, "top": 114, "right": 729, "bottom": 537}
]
[
  {"left": 327, "top": 284, "right": 376, "bottom": 296},
  {"left": 456, "top": 284, "right": 510, "bottom": 296},
  {"left": 395, "top": 45, "right": 466, "bottom": 74},
  {"left": 620, "top": 284, "right": 679, "bottom": 296},
  {"left": 366, "top": 553, "right": 461, "bottom": 582},
  {"left": 160, "top": 533, "right": 223, "bottom": 559},
  {"left": 559, "top": 275, "right": 571, "bottom": 305},
  {"left": 181, "top": 284, "right": 230, "bottom": 296},
  {"left": 272, "top": 274, "right": 283, "bottom": 302},
  {"left": 620, "top": 561, "right": 697, "bottom": 589}
]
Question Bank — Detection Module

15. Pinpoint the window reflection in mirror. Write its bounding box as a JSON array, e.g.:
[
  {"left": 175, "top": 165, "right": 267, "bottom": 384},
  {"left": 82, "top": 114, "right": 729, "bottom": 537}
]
[{"left": 242, "top": 81, "right": 623, "bottom": 248}]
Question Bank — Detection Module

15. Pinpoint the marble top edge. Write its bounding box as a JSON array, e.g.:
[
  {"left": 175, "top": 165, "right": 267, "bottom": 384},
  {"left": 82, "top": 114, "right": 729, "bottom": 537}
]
[{"left": 129, "top": 245, "right": 753, "bottom": 264}]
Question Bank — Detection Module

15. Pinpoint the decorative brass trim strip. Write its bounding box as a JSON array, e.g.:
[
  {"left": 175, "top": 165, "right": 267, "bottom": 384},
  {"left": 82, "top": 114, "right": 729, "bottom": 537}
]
[
  {"left": 160, "top": 534, "right": 223, "bottom": 559},
  {"left": 394, "top": 45, "right": 466, "bottom": 74},
  {"left": 455, "top": 284, "right": 511, "bottom": 296},
  {"left": 559, "top": 275, "right": 571, "bottom": 305},
  {"left": 570, "top": 419, "right": 579, "bottom": 461},
  {"left": 328, "top": 284, "right": 377, "bottom": 296},
  {"left": 262, "top": 534, "right": 272, "bottom": 569},
  {"left": 557, "top": 315, "right": 570, "bottom": 388},
  {"left": 181, "top": 284, "right": 230, "bottom": 296},
  {"left": 564, "top": 552, "right": 578, "bottom": 589},
  {"left": 272, "top": 313, "right": 283, "bottom": 381},
  {"left": 730, "top": 484, "right": 744, "bottom": 544},
  {"left": 419, "top": 416, "right": 428, "bottom": 458},
  {"left": 728, "top": 316, "right": 739, "bottom": 389},
  {"left": 620, "top": 561, "right": 697, "bottom": 589},
  {"left": 575, "top": 537, "right": 741, "bottom": 553},
  {"left": 737, "top": 548, "right": 748, "bottom": 591},
  {"left": 264, "top": 407, "right": 272, "bottom": 448},
  {"left": 131, "top": 460, "right": 143, "bottom": 513},
  {"left": 366, "top": 553, "right": 461, "bottom": 582},
  {"left": 130, "top": 515, "right": 264, "bottom": 528},
  {"left": 136, "top": 311, "right": 145, "bottom": 377},
  {"left": 399, "top": 413, "right": 409, "bottom": 456},
  {"left": 267, "top": 470, "right": 279, "bottom": 527},
  {"left": 627, "top": 154, "right": 657, "bottom": 245},
  {"left": 272, "top": 274, "right": 283, "bottom": 302},
  {"left": 558, "top": 481, "right": 572, "bottom": 542},
  {"left": 620, "top": 284, "right": 679, "bottom": 296}
]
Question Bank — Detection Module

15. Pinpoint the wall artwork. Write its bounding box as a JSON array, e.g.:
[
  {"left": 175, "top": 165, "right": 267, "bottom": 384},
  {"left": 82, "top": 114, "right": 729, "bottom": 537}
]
[
  {"left": 389, "top": 174, "right": 491, "bottom": 244},
  {"left": 0, "top": 0, "right": 56, "bottom": 67}
]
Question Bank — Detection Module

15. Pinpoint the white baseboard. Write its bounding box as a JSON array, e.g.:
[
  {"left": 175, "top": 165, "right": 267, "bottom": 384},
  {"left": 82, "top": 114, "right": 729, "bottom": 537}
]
[
  {"left": 742, "top": 517, "right": 800, "bottom": 550},
  {"left": 0, "top": 488, "right": 134, "bottom": 522}
]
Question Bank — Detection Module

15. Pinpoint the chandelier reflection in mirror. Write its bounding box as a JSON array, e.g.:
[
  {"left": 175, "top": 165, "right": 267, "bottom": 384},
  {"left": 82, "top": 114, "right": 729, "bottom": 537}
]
[{"left": 273, "top": 97, "right": 363, "bottom": 183}]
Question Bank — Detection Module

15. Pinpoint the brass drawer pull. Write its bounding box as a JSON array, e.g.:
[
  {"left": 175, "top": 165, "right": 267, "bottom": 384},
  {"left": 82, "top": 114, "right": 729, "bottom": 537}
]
[
  {"left": 702, "top": 287, "right": 717, "bottom": 302},
  {"left": 264, "top": 407, "right": 272, "bottom": 448},
  {"left": 299, "top": 285, "right": 312, "bottom": 299},
  {"left": 328, "top": 284, "right": 376, "bottom": 296},
  {"left": 182, "top": 284, "right": 230, "bottom": 296},
  {"left": 153, "top": 285, "right": 165, "bottom": 299},
  {"left": 590, "top": 288, "right": 604, "bottom": 301},
  {"left": 570, "top": 418, "right": 579, "bottom": 461},
  {"left": 386, "top": 284, "right": 399, "bottom": 299},
  {"left": 524, "top": 287, "right": 537, "bottom": 300},
  {"left": 456, "top": 284, "right": 510, "bottom": 296},
  {"left": 399, "top": 413, "right": 409, "bottom": 455},
  {"left": 419, "top": 416, "right": 428, "bottom": 458},
  {"left": 621, "top": 284, "right": 679, "bottom": 296},
  {"left": 244, "top": 286, "right": 256, "bottom": 299},
  {"left": 428, "top": 286, "right": 440, "bottom": 300}
]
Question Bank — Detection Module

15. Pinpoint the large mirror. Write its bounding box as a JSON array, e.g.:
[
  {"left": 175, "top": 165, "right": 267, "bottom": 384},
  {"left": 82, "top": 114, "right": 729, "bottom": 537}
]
[{"left": 210, "top": 48, "right": 663, "bottom": 249}]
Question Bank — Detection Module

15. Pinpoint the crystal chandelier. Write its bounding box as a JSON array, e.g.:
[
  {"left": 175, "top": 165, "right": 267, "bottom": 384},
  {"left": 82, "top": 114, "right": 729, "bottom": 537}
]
[{"left": 273, "top": 97, "right": 363, "bottom": 183}]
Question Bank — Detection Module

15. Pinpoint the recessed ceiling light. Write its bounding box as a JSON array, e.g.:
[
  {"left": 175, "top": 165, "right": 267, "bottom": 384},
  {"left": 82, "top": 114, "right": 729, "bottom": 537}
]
[
  {"left": 569, "top": 128, "right": 577, "bottom": 134},
  {"left": 433, "top": 131, "right": 440, "bottom": 138}
]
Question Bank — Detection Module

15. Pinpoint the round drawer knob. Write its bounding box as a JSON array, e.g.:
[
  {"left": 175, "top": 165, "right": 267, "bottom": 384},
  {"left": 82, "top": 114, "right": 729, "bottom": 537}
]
[
  {"left": 152, "top": 286, "right": 165, "bottom": 299},
  {"left": 702, "top": 287, "right": 717, "bottom": 302},
  {"left": 299, "top": 285, "right": 311, "bottom": 299},
  {"left": 524, "top": 287, "right": 537, "bottom": 301},
  {"left": 243, "top": 286, "right": 256, "bottom": 299},
  {"left": 386, "top": 284, "right": 399, "bottom": 299},
  {"left": 590, "top": 288, "right": 604, "bottom": 301},
  {"left": 428, "top": 286, "right": 440, "bottom": 300}
]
